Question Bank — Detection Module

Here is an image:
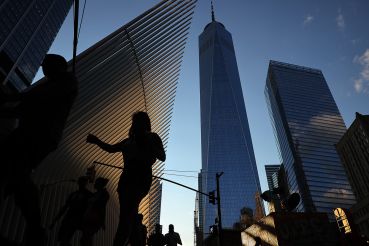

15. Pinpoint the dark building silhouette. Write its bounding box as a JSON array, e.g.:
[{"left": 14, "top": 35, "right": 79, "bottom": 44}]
[
  {"left": 0, "top": 0, "right": 197, "bottom": 244},
  {"left": 0, "top": 0, "right": 73, "bottom": 92},
  {"left": 242, "top": 212, "right": 340, "bottom": 246},
  {"left": 198, "top": 5, "right": 262, "bottom": 239},
  {"left": 336, "top": 112, "right": 369, "bottom": 237},
  {"left": 264, "top": 60, "right": 356, "bottom": 219}
]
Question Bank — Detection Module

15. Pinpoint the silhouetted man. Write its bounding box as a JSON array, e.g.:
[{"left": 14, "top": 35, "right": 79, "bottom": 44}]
[
  {"left": 81, "top": 177, "right": 110, "bottom": 246},
  {"left": 164, "top": 224, "right": 182, "bottom": 246},
  {"left": 0, "top": 54, "right": 78, "bottom": 245},
  {"left": 130, "top": 213, "right": 147, "bottom": 246},
  {"left": 148, "top": 224, "right": 165, "bottom": 246},
  {"left": 50, "top": 176, "right": 92, "bottom": 246}
]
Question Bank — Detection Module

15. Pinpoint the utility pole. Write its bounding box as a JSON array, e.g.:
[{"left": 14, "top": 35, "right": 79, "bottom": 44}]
[
  {"left": 72, "top": 0, "right": 79, "bottom": 74},
  {"left": 92, "top": 161, "right": 212, "bottom": 197},
  {"left": 91, "top": 161, "right": 225, "bottom": 245},
  {"left": 216, "top": 172, "right": 224, "bottom": 246}
]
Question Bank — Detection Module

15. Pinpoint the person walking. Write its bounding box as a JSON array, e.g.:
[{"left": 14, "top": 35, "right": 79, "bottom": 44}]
[
  {"left": 81, "top": 177, "right": 110, "bottom": 246},
  {"left": 86, "top": 111, "right": 165, "bottom": 246},
  {"left": 164, "top": 224, "right": 182, "bottom": 246},
  {"left": 130, "top": 213, "right": 147, "bottom": 246},
  {"left": 50, "top": 176, "right": 92, "bottom": 246},
  {"left": 0, "top": 54, "right": 78, "bottom": 245},
  {"left": 147, "top": 224, "right": 165, "bottom": 246}
]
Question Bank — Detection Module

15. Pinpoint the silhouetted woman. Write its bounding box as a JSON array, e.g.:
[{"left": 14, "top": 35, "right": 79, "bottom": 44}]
[
  {"left": 81, "top": 177, "right": 110, "bottom": 246},
  {"left": 86, "top": 111, "right": 165, "bottom": 246}
]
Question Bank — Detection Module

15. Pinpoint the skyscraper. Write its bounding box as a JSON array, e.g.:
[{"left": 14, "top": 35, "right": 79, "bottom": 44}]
[
  {"left": 336, "top": 112, "right": 369, "bottom": 237},
  {"left": 198, "top": 10, "right": 262, "bottom": 236},
  {"left": 264, "top": 60, "right": 356, "bottom": 218},
  {"left": 265, "top": 164, "right": 281, "bottom": 190},
  {"left": 0, "top": 0, "right": 73, "bottom": 92},
  {"left": 0, "top": 0, "right": 197, "bottom": 244}
]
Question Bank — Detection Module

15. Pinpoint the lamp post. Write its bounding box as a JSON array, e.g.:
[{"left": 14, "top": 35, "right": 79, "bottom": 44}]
[{"left": 216, "top": 172, "right": 224, "bottom": 246}]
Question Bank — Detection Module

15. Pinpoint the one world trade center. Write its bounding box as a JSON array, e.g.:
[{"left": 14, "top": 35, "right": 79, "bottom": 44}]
[{"left": 197, "top": 8, "right": 263, "bottom": 236}]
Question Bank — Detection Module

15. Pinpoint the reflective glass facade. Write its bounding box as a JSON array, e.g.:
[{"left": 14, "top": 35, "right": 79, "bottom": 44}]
[
  {"left": 0, "top": 0, "right": 73, "bottom": 92},
  {"left": 0, "top": 0, "right": 197, "bottom": 244},
  {"left": 265, "top": 164, "right": 280, "bottom": 190},
  {"left": 199, "top": 20, "right": 262, "bottom": 235},
  {"left": 265, "top": 60, "right": 356, "bottom": 218}
]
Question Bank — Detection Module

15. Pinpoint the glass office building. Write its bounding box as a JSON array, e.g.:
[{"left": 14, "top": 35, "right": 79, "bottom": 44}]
[
  {"left": 265, "top": 164, "right": 281, "bottom": 191},
  {"left": 264, "top": 60, "right": 356, "bottom": 218},
  {"left": 0, "top": 0, "right": 197, "bottom": 244},
  {"left": 0, "top": 0, "right": 73, "bottom": 92},
  {"left": 198, "top": 16, "right": 262, "bottom": 235}
]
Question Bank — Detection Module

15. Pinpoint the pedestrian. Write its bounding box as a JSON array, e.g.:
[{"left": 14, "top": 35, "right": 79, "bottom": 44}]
[
  {"left": 81, "top": 177, "right": 110, "bottom": 246},
  {"left": 0, "top": 54, "right": 78, "bottom": 245},
  {"left": 86, "top": 111, "right": 166, "bottom": 246},
  {"left": 50, "top": 176, "right": 92, "bottom": 246},
  {"left": 130, "top": 213, "right": 147, "bottom": 246},
  {"left": 148, "top": 224, "right": 165, "bottom": 246},
  {"left": 164, "top": 224, "right": 182, "bottom": 246}
]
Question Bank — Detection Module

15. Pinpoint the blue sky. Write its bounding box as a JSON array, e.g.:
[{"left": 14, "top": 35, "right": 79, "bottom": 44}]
[{"left": 36, "top": 1, "right": 369, "bottom": 245}]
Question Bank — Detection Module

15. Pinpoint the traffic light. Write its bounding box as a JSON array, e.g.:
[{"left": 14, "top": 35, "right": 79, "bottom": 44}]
[
  {"left": 209, "top": 191, "right": 216, "bottom": 205},
  {"left": 85, "top": 165, "right": 96, "bottom": 183}
]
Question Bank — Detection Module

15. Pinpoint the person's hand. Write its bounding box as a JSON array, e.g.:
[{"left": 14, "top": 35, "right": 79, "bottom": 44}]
[{"left": 86, "top": 134, "right": 99, "bottom": 144}]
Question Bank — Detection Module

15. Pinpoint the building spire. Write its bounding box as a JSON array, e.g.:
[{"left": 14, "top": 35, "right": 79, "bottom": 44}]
[{"left": 211, "top": 0, "right": 215, "bottom": 22}]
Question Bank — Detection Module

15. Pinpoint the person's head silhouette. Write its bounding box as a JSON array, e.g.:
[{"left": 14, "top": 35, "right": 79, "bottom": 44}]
[
  {"left": 129, "top": 111, "right": 151, "bottom": 138},
  {"left": 77, "top": 176, "right": 89, "bottom": 189},
  {"left": 137, "top": 213, "right": 144, "bottom": 223},
  {"left": 154, "top": 223, "right": 161, "bottom": 234},
  {"left": 41, "top": 54, "right": 68, "bottom": 78},
  {"left": 94, "top": 177, "right": 109, "bottom": 190},
  {"left": 169, "top": 224, "right": 174, "bottom": 233}
]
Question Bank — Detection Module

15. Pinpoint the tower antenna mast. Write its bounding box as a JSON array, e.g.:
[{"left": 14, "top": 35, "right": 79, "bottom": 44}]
[{"left": 211, "top": 0, "right": 215, "bottom": 22}]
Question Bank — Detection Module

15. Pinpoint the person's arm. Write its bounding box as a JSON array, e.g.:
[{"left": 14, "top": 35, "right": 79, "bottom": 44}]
[
  {"left": 50, "top": 205, "right": 67, "bottom": 228},
  {"left": 49, "top": 195, "right": 70, "bottom": 228},
  {"left": 86, "top": 134, "right": 123, "bottom": 153},
  {"left": 101, "top": 191, "right": 109, "bottom": 230},
  {"left": 152, "top": 133, "right": 166, "bottom": 162},
  {"left": 177, "top": 233, "right": 182, "bottom": 245},
  {"left": 0, "top": 93, "right": 23, "bottom": 118}
]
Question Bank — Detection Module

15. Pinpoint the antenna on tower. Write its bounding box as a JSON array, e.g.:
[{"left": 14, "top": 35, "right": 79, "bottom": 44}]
[{"left": 211, "top": 0, "right": 215, "bottom": 22}]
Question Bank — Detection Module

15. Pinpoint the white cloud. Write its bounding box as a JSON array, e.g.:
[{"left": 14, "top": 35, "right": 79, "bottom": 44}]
[
  {"left": 353, "top": 49, "right": 369, "bottom": 94},
  {"left": 336, "top": 10, "right": 345, "bottom": 31},
  {"left": 351, "top": 39, "right": 359, "bottom": 46},
  {"left": 354, "top": 79, "right": 363, "bottom": 93},
  {"left": 362, "top": 69, "right": 369, "bottom": 81},
  {"left": 303, "top": 15, "right": 314, "bottom": 25}
]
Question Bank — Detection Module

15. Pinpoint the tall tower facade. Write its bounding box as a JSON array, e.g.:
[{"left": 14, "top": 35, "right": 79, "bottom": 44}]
[
  {"left": 337, "top": 112, "right": 369, "bottom": 202},
  {"left": 337, "top": 112, "right": 369, "bottom": 237},
  {"left": 198, "top": 16, "right": 262, "bottom": 234},
  {"left": 264, "top": 60, "right": 356, "bottom": 217},
  {"left": 265, "top": 164, "right": 280, "bottom": 190},
  {"left": 0, "top": 0, "right": 73, "bottom": 92},
  {"left": 0, "top": 0, "right": 197, "bottom": 244}
]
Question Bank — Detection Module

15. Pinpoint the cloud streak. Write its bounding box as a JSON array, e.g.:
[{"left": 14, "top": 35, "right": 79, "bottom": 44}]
[
  {"left": 303, "top": 15, "right": 314, "bottom": 25},
  {"left": 353, "top": 49, "right": 369, "bottom": 94},
  {"left": 336, "top": 9, "right": 345, "bottom": 31}
]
